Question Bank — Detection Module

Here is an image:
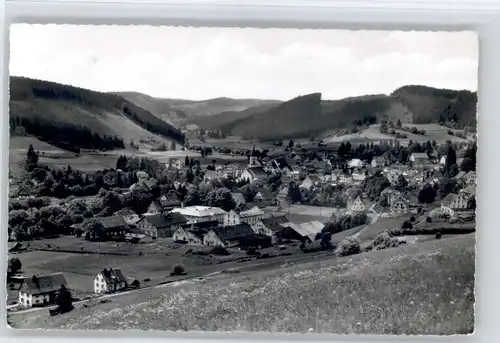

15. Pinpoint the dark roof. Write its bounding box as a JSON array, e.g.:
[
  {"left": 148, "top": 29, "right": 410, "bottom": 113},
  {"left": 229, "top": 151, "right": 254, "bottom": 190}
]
[
  {"left": 211, "top": 223, "right": 255, "bottom": 241},
  {"left": 23, "top": 273, "right": 67, "bottom": 295},
  {"left": 157, "top": 197, "right": 182, "bottom": 209},
  {"left": 248, "top": 166, "right": 267, "bottom": 178},
  {"left": 274, "top": 158, "right": 290, "bottom": 170},
  {"left": 140, "top": 213, "right": 187, "bottom": 229},
  {"left": 100, "top": 268, "right": 127, "bottom": 284},
  {"left": 97, "top": 216, "right": 129, "bottom": 230},
  {"left": 114, "top": 208, "right": 137, "bottom": 216},
  {"left": 261, "top": 215, "right": 289, "bottom": 232},
  {"left": 231, "top": 192, "right": 246, "bottom": 204}
]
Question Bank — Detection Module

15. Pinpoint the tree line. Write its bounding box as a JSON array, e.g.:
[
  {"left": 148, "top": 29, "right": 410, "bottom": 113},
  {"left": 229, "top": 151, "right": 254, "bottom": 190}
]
[{"left": 10, "top": 116, "right": 124, "bottom": 152}]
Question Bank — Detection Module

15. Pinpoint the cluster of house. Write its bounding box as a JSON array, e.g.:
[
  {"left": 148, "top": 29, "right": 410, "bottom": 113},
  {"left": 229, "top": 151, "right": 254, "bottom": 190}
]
[
  {"left": 14, "top": 267, "right": 139, "bottom": 308},
  {"left": 83, "top": 200, "right": 332, "bottom": 251}
]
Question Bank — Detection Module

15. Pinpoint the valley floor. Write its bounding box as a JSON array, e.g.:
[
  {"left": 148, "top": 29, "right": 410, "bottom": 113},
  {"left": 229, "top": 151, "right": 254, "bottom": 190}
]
[{"left": 8, "top": 234, "right": 475, "bottom": 335}]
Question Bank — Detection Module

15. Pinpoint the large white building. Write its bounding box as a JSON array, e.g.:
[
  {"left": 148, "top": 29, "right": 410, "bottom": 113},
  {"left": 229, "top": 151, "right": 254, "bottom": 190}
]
[
  {"left": 94, "top": 268, "right": 127, "bottom": 294},
  {"left": 171, "top": 206, "right": 227, "bottom": 224}
]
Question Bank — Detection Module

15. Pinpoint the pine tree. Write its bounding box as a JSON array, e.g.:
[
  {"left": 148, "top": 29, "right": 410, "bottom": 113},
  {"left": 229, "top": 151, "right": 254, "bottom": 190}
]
[
  {"left": 55, "top": 284, "right": 73, "bottom": 313},
  {"left": 26, "top": 144, "right": 39, "bottom": 168}
]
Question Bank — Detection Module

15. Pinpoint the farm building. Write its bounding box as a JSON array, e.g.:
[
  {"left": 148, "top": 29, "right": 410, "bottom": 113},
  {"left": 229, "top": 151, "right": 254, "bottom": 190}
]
[
  {"left": 94, "top": 268, "right": 128, "bottom": 294},
  {"left": 278, "top": 221, "right": 325, "bottom": 243},
  {"left": 175, "top": 220, "right": 220, "bottom": 243},
  {"left": 171, "top": 206, "right": 227, "bottom": 224},
  {"left": 113, "top": 208, "right": 139, "bottom": 225},
  {"left": 252, "top": 215, "right": 289, "bottom": 243},
  {"left": 18, "top": 273, "right": 67, "bottom": 308},
  {"left": 239, "top": 206, "right": 266, "bottom": 225},
  {"left": 203, "top": 223, "right": 264, "bottom": 248},
  {"left": 137, "top": 212, "right": 187, "bottom": 238},
  {"left": 172, "top": 224, "right": 209, "bottom": 245},
  {"left": 85, "top": 216, "right": 131, "bottom": 241}
]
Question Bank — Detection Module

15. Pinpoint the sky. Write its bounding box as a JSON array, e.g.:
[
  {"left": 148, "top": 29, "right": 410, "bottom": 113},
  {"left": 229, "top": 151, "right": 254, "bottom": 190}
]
[{"left": 9, "top": 24, "right": 478, "bottom": 101}]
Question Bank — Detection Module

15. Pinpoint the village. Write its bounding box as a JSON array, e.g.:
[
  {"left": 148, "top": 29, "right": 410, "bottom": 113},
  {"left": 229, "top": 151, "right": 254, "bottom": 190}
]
[{"left": 6, "top": 130, "right": 477, "bottom": 317}]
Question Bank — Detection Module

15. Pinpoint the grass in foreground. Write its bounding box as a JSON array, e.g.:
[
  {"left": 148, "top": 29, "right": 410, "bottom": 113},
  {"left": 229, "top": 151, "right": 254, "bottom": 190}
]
[{"left": 9, "top": 234, "right": 475, "bottom": 335}]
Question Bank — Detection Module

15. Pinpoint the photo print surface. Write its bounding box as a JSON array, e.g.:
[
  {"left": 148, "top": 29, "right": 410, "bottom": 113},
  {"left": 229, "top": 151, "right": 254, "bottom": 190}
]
[{"left": 7, "top": 24, "right": 477, "bottom": 334}]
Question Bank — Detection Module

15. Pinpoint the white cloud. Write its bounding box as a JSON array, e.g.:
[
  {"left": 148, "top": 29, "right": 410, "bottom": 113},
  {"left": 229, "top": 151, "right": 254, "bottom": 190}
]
[{"left": 9, "top": 24, "right": 478, "bottom": 101}]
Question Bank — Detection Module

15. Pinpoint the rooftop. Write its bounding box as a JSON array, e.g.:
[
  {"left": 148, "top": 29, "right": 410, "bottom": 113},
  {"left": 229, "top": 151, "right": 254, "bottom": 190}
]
[
  {"left": 140, "top": 212, "right": 187, "bottom": 229},
  {"left": 23, "top": 273, "right": 67, "bottom": 295},
  {"left": 172, "top": 206, "right": 227, "bottom": 217}
]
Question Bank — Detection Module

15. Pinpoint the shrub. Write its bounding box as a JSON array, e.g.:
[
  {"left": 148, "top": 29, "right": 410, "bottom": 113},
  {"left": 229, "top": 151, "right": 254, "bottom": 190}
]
[
  {"left": 336, "top": 237, "right": 361, "bottom": 257},
  {"left": 402, "top": 220, "right": 413, "bottom": 229},
  {"left": 210, "top": 246, "right": 230, "bottom": 256},
  {"left": 170, "top": 264, "right": 186, "bottom": 276},
  {"left": 372, "top": 230, "right": 393, "bottom": 247},
  {"left": 372, "top": 230, "right": 406, "bottom": 250}
]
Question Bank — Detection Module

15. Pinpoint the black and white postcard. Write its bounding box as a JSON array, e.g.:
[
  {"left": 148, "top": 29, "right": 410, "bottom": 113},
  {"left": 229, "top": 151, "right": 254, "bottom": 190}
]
[{"left": 6, "top": 25, "right": 477, "bottom": 334}]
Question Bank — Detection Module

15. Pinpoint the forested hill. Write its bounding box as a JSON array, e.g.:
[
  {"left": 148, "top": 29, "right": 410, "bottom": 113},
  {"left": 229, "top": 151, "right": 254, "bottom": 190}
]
[
  {"left": 9, "top": 77, "right": 185, "bottom": 152},
  {"left": 391, "top": 85, "right": 477, "bottom": 128},
  {"left": 200, "top": 86, "right": 477, "bottom": 141}
]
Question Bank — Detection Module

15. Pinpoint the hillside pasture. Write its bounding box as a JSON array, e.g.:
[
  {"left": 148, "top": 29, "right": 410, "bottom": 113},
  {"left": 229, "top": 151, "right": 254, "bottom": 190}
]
[
  {"left": 9, "top": 234, "right": 475, "bottom": 334},
  {"left": 355, "top": 217, "right": 407, "bottom": 241},
  {"left": 324, "top": 123, "right": 468, "bottom": 146},
  {"left": 9, "top": 236, "right": 248, "bottom": 295}
]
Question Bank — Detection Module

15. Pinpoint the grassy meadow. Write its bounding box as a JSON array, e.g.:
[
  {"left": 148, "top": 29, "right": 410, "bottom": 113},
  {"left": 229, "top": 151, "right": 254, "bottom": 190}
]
[{"left": 9, "top": 234, "right": 475, "bottom": 334}]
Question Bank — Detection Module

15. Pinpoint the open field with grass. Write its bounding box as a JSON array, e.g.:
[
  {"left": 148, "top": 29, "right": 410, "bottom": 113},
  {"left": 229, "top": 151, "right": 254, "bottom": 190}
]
[
  {"left": 189, "top": 137, "right": 276, "bottom": 150},
  {"left": 356, "top": 217, "right": 407, "bottom": 241},
  {"left": 9, "top": 136, "right": 249, "bottom": 177},
  {"left": 9, "top": 234, "right": 475, "bottom": 334},
  {"left": 325, "top": 123, "right": 469, "bottom": 146},
  {"left": 7, "top": 236, "right": 254, "bottom": 304}
]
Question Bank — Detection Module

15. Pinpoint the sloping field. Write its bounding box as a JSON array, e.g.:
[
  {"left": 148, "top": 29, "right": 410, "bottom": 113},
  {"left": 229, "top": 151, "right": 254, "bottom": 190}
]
[
  {"left": 356, "top": 217, "right": 407, "bottom": 241},
  {"left": 10, "top": 136, "right": 69, "bottom": 154},
  {"left": 9, "top": 234, "right": 475, "bottom": 334},
  {"left": 325, "top": 123, "right": 468, "bottom": 145}
]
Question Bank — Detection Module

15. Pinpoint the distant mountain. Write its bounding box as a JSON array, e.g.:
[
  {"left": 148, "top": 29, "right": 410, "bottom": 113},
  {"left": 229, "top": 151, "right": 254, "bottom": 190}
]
[
  {"left": 202, "top": 86, "right": 477, "bottom": 141},
  {"left": 191, "top": 102, "right": 283, "bottom": 129},
  {"left": 116, "top": 91, "right": 188, "bottom": 126},
  {"left": 174, "top": 97, "right": 282, "bottom": 118},
  {"left": 116, "top": 92, "right": 282, "bottom": 127},
  {"left": 10, "top": 77, "right": 185, "bottom": 151},
  {"left": 217, "top": 93, "right": 323, "bottom": 141},
  {"left": 391, "top": 85, "right": 477, "bottom": 128}
]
